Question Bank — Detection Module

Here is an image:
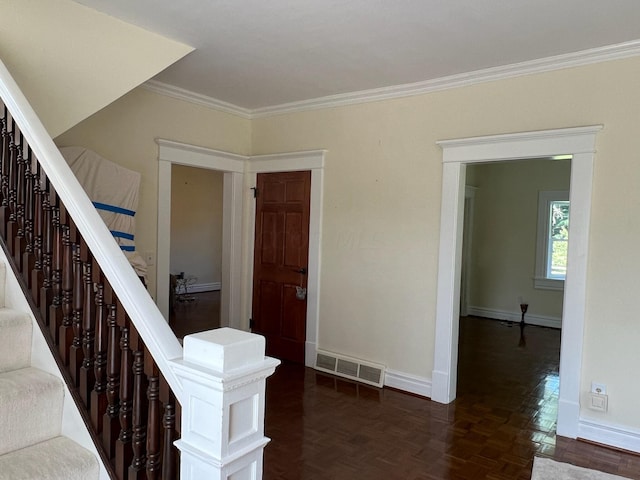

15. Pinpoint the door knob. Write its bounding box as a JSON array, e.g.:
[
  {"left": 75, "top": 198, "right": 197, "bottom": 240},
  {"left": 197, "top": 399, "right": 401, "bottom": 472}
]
[{"left": 296, "top": 267, "right": 307, "bottom": 274}]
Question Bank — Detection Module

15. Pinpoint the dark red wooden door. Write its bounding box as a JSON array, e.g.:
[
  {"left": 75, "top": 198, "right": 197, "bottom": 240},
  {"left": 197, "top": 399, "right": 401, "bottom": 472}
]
[{"left": 252, "top": 171, "right": 311, "bottom": 363}]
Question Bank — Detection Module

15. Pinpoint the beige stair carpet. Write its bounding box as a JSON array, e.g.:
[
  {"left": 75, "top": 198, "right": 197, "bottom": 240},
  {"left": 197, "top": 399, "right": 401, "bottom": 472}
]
[{"left": 0, "top": 262, "right": 99, "bottom": 479}]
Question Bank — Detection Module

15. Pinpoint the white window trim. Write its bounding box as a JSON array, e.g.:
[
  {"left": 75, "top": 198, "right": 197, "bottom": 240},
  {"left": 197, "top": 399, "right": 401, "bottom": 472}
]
[{"left": 535, "top": 190, "right": 569, "bottom": 290}]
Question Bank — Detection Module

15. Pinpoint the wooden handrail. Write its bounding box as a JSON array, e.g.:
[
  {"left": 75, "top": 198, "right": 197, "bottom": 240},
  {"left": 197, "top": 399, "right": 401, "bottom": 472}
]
[
  {"left": 0, "top": 57, "right": 182, "bottom": 478},
  {"left": 0, "top": 55, "right": 280, "bottom": 480},
  {"left": 0, "top": 58, "right": 184, "bottom": 401}
]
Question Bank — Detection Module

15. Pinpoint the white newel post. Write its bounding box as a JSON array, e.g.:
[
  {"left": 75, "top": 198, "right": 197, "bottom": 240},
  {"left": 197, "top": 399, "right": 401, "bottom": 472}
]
[{"left": 171, "top": 328, "right": 280, "bottom": 479}]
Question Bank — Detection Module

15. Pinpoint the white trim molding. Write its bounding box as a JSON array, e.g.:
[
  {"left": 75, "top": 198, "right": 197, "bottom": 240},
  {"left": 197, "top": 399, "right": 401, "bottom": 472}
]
[
  {"left": 579, "top": 419, "right": 640, "bottom": 454},
  {"left": 144, "top": 40, "right": 640, "bottom": 119},
  {"left": 156, "top": 139, "right": 246, "bottom": 327},
  {"left": 384, "top": 369, "right": 432, "bottom": 398},
  {"left": 157, "top": 140, "right": 326, "bottom": 367},
  {"left": 466, "top": 306, "right": 561, "bottom": 329},
  {"left": 143, "top": 80, "right": 252, "bottom": 119},
  {"left": 432, "top": 126, "right": 602, "bottom": 444}
]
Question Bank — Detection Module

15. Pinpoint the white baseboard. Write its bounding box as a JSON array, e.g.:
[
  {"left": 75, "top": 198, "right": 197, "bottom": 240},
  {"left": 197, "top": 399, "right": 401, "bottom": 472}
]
[
  {"left": 557, "top": 398, "right": 580, "bottom": 438},
  {"left": 189, "top": 282, "right": 221, "bottom": 293},
  {"left": 384, "top": 369, "right": 432, "bottom": 398},
  {"left": 467, "top": 305, "right": 561, "bottom": 329},
  {"left": 578, "top": 418, "right": 640, "bottom": 453},
  {"left": 305, "top": 342, "right": 317, "bottom": 368}
]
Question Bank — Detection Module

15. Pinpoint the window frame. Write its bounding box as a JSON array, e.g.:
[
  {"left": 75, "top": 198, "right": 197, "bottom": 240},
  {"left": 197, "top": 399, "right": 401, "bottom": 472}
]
[{"left": 534, "top": 190, "right": 569, "bottom": 290}]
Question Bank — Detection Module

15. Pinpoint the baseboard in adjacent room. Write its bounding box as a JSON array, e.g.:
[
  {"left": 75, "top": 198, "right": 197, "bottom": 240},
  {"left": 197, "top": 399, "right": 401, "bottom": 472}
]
[
  {"left": 467, "top": 305, "right": 561, "bottom": 329},
  {"left": 189, "top": 282, "right": 221, "bottom": 293}
]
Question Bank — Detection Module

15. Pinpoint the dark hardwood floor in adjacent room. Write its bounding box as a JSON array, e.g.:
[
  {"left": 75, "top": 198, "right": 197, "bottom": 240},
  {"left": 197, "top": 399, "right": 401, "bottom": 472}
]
[
  {"left": 263, "top": 317, "right": 640, "bottom": 480},
  {"left": 169, "top": 290, "right": 221, "bottom": 339}
]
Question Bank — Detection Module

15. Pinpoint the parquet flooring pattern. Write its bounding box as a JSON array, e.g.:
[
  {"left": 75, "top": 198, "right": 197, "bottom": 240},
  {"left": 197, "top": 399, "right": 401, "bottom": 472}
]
[
  {"left": 264, "top": 317, "right": 640, "bottom": 479},
  {"left": 169, "top": 290, "right": 221, "bottom": 339}
]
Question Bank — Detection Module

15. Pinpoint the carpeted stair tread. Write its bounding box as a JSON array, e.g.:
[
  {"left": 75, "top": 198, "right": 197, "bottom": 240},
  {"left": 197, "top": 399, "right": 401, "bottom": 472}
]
[
  {"left": 0, "top": 309, "right": 32, "bottom": 373},
  {"left": 0, "top": 436, "right": 99, "bottom": 480},
  {"left": 0, "top": 367, "right": 63, "bottom": 456}
]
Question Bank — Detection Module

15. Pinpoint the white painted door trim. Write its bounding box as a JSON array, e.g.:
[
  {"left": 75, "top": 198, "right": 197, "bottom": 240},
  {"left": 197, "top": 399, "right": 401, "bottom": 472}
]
[
  {"left": 246, "top": 150, "right": 326, "bottom": 367},
  {"left": 157, "top": 141, "right": 326, "bottom": 366},
  {"left": 460, "top": 186, "right": 477, "bottom": 317},
  {"left": 157, "top": 139, "right": 246, "bottom": 328},
  {"left": 431, "top": 126, "right": 602, "bottom": 440}
]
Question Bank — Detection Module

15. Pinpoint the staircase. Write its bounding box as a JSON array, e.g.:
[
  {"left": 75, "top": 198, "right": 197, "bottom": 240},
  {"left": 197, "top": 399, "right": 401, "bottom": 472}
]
[
  {"left": 0, "top": 52, "right": 278, "bottom": 480},
  {"left": 0, "top": 260, "right": 100, "bottom": 479}
]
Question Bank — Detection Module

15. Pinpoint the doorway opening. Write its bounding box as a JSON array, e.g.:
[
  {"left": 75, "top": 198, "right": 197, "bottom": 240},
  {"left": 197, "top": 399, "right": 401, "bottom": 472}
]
[
  {"left": 431, "top": 126, "right": 601, "bottom": 440},
  {"left": 157, "top": 140, "right": 326, "bottom": 367},
  {"left": 457, "top": 158, "right": 570, "bottom": 443}
]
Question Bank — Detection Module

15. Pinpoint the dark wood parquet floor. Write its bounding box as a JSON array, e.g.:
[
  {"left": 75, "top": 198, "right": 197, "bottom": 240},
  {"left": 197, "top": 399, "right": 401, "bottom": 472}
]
[
  {"left": 169, "top": 290, "right": 221, "bottom": 339},
  {"left": 264, "top": 318, "right": 640, "bottom": 480},
  {"left": 170, "top": 304, "right": 640, "bottom": 479}
]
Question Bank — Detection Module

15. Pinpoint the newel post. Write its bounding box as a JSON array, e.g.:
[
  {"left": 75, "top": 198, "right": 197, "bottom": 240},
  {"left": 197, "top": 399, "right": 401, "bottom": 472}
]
[{"left": 172, "top": 328, "right": 280, "bottom": 479}]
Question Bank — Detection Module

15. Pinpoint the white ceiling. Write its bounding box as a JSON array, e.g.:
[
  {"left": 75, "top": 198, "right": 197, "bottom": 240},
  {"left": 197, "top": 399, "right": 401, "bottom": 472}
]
[{"left": 72, "top": 0, "right": 640, "bottom": 111}]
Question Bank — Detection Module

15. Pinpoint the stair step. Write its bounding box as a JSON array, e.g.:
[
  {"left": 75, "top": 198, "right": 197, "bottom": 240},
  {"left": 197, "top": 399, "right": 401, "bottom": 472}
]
[
  {"left": 0, "top": 436, "right": 99, "bottom": 480},
  {"left": 0, "top": 367, "right": 63, "bottom": 456},
  {"left": 0, "top": 309, "right": 32, "bottom": 373}
]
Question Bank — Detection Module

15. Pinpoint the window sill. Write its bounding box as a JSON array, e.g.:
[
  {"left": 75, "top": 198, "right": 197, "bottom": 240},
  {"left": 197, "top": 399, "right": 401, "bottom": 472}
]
[{"left": 534, "top": 277, "right": 564, "bottom": 291}]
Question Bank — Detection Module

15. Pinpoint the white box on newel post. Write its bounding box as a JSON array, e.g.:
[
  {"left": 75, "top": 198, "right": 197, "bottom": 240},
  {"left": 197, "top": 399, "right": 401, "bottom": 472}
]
[{"left": 171, "top": 328, "right": 280, "bottom": 479}]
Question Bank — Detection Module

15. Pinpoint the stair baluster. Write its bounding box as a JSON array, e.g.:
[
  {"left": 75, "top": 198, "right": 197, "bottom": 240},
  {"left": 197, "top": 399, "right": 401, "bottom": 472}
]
[
  {"left": 146, "top": 375, "right": 161, "bottom": 479},
  {"left": 48, "top": 205, "right": 63, "bottom": 342},
  {"left": 6, "top": 124, "right": 18, "bottom": 247},
  {"left": 80, "top": 260, "right": 96, "bottom": 406},
  {"left": 161, "top": 403, "right": 176, "bottom": 480},
  {"left": 116, "top": 326, "right": 133, "bottom": 479},
  {"left": 13, "top": 132, "right": 26, "bottom": 266},
  {"left": 59, "top": 225, "right": 74, "bottom": 364},
  {"left": 91, "top": 282, "right": 108, "bottom": 433},
  {"left": 103, "top": 302, "right": 121, "bottom": 458},
  {"left": 21, "top": 148, "right": 35, "bottom": 285},
  {"left": 69, "top": 241, "right": 84, "bottom": 382},
  {"left": 129, "top": 350, "right": 147, "bottom": 479},
  {"left": 0, "top": 108, "right": 9, "bottom": 238},
  {"left": 38, "top": 184, "right": 53, "bottom": 320},
  {"left": 31, "top": 166, "right": 44, "bottom": 302}
]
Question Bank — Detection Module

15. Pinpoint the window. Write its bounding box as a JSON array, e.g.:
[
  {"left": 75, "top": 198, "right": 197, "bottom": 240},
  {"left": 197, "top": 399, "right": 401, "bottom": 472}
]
[{"left": 535, "top": 190, "right": 569, "bottom": 290}]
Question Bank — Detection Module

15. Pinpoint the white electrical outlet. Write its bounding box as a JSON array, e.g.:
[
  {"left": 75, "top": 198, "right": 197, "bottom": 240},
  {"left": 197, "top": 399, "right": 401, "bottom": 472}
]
[
  {"left": 591, "top": 382, "right": 607, "bottom": 395},
  {"left": 589, "top": 393, "right": 608, "bottom": 412},
  {"left": 144, "top": 251, "right": 155, "bottom": 266}
]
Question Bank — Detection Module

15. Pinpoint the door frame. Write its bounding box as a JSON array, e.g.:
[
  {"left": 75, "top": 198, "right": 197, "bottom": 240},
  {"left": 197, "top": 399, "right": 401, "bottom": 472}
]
[
  {"left": 157, "top": 139, "right": 246, "bottom": 327},
  {"left": 246, "top": 151, "right": 325, "bottom": 367},
  {"left": 157, "top": 140, "right": 326, "bottom": 367},
  {"left": 431, "top": 125, "right": 602, "bottom": 440},
  {"left": 459, "top": 186, "right": 476, "bottom": 317}
]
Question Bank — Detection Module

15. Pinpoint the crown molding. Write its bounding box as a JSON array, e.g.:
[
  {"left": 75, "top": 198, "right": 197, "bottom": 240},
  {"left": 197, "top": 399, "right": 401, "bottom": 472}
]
[
  {"left": 145, "top": 39, "right": 640, "bottom": 120},
  {"left": 142, "top": 80, "right": 252, "bottom": 119}
]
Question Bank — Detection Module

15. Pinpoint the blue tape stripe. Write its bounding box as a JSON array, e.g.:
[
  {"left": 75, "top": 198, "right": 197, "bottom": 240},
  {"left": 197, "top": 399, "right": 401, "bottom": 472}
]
[
  {"left": 93, "top": 201, "right": 135, "bottom": 217},
  {"left": 120, "top": 245, "right": 135, "bottom": 252},
  {"left": 111, "top": 230, "right": 134, "bottom": 241}
]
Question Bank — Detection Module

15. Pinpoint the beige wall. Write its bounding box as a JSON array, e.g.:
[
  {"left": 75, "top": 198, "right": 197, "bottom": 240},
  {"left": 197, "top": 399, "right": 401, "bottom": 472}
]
[
  {"left": 170, "top": 165, "right": 223, "bottom": 287},
  {"left": 51, "top": 53, "right": 640, "bottom": 430},
  {"left": 0, "top": 0, "right": 192, "bottom": 137},
  {"left": 467, "top": 160, "right": 571, "bottom": 320},
  {"left": 252, "top": 56, "right": 640, "bottom": 428},
  {"left": 54, "top": 87, "right": 251, "bottom": 296}
]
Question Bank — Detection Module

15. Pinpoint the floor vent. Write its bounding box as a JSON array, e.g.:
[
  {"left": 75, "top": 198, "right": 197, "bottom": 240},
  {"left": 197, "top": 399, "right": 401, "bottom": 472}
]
[{"left": 314, "top": 350, "right": 385, "bottom": 388}]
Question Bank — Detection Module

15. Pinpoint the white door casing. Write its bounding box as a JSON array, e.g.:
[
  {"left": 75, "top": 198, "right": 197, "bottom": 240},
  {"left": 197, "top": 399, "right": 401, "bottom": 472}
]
[
  {"left": 157, "top": 140, "right": 325, "bottom": 367},
  {"left": 157, "top": 139, "right": 246, "bottom": 327},
  {"left": 431, "top": 126, "right": 601, "bottom": 440}
]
